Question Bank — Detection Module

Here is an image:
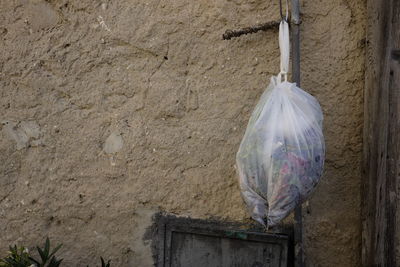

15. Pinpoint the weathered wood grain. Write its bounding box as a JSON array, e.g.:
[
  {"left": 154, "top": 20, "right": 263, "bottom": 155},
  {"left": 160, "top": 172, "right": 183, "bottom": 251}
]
[{"left": 362, "top": 0, "right": 400, "bottom": 265}]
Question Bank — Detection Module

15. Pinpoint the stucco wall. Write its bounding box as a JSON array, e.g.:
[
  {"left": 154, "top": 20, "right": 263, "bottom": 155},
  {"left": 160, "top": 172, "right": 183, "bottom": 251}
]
[{"left": 0, "top": 0, "right": 365, "bottom": 266}]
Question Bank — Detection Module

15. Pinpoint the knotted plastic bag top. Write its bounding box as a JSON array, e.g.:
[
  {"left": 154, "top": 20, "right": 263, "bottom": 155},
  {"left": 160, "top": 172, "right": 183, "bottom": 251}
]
[{"left": 236, "top": 20, "right": 325, "bottom": 227}]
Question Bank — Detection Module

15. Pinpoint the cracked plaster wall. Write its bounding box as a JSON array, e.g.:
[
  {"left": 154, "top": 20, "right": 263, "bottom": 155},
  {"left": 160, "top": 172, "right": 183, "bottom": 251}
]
[{"left": 0, "top": 0, "right": 365, "bottom": 266}]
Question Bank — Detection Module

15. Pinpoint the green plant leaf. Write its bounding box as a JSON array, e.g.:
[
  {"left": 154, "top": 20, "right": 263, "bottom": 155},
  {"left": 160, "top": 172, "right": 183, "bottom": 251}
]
[
  {"left": 5, "top": 258, "right": 17, "bottom": 265},
  {"left": 29, "top": 256, "right": 40, "bottom": 265},
  {"left": 48, "top": 244, "right": 62, "bottom": 260},
  {"left": 48, "top": 256, "right": 63, "bottom": 267},
  {"left": 44, "top": 238, "right": 50, "bottom": 259},
  {"left": 37, "top": 246, "right": 46, "bottom": 264},
  {"left": 100, "top": 257, "right": 111, "bottom": 267},
  {"left": 1, "top": 245, "right": 32, "bottom": 267}
]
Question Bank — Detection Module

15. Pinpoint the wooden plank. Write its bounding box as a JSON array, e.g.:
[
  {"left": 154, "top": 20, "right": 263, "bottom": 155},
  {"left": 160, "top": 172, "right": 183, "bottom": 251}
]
[
  {"left": 389, "top": 1, "right": 400, "bottom": 264},
  {"left": 362, "top": 0, "right": 400, "bottom": 265}
]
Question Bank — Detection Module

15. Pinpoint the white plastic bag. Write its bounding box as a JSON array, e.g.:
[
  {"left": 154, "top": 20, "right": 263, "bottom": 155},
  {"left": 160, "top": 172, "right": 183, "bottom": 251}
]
[{"left": 236, "top": 21, "right": 325, "bottom": 227}]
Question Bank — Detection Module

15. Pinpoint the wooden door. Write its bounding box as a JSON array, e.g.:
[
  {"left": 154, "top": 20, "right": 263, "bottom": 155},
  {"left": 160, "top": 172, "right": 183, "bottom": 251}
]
[{"left": 362, "top": 0, "right": 400, "bottom": 265}]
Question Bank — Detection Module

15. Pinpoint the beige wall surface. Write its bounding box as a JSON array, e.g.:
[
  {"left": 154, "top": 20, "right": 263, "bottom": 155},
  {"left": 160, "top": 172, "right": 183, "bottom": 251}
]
[{"left": 0, "top": 0, "right": 365, "bottom": 266}]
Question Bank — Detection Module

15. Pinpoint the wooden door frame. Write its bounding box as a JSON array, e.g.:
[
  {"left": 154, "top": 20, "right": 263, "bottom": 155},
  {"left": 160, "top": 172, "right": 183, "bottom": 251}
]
[{"left": 362, "top": 0, "right": 400, "bottom": 265}]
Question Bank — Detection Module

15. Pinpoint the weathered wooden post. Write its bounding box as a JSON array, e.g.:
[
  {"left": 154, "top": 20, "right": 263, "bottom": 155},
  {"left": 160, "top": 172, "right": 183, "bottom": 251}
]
[{"left": 362, "top": 0, "right": 399, "bottom": 266}]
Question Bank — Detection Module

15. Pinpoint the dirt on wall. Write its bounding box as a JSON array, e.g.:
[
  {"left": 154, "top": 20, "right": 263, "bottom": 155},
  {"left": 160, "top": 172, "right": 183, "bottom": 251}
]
[{"left": 0, "top": 0, "right": 365, "bottom": 266}]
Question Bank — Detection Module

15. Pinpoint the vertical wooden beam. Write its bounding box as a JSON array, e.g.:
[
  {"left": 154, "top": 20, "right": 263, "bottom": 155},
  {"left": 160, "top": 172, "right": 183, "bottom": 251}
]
[
  {"left": 291, "top": 1, "right": 303, "bottom": 267},
  {"left": 362, "top": 0, "right": 400, "bottom": 265}
]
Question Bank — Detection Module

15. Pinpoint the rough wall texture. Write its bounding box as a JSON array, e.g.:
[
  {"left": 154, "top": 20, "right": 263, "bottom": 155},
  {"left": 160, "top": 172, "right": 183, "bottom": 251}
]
[{"left": 0, "top": 0, "right": 365, "bottom": 266}]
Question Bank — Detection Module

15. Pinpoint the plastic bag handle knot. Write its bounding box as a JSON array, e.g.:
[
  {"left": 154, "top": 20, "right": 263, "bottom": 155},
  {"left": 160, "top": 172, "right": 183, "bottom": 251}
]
[{"left": 278, "top": 20, "right": 290, "bottom": 84}]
